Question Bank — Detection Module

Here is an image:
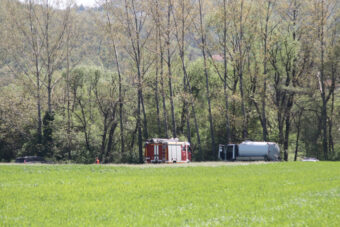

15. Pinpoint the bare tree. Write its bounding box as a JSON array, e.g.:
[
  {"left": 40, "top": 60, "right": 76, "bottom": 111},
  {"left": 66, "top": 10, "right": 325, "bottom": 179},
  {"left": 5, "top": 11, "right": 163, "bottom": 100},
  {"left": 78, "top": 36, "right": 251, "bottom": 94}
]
[
  {"left": 222, "top": 0, "right": 231, "bottom": 144},
  {"left": 104, "top": 0, "right": 125, "bottom": 154},
  {"left": 157, "top": 0, "right": 169, "bottom": 138},
  {"left": 6, "top": 0, "right": 44, "bottom": 142},
  {"left": 172, "top": 0, "right": 202, "bottom": 159},
  {"left": 227, "top": 0, "right": 251, "bottom": 140},
  {"left": 39, "top": 0, "right": 71, "bottom": 114},
  {"left": 166, "top": 0, "right": 177, "bottom": 138},
  {"left": 64, "top": 3, "right": 78, "bottom": 159},
  {"left": 93, "top": 71, "right": 119, "bottom": 162},
  {"left": 313, "top": 0, "right": 337, "bottom": 160},
  {"left": 122, "top": 0, "right": 151, "bottom": 162},
  {"left": 206, "top": 0, "right": 231, "bottom": 144},
  {"left": 197, "top": 0, "right": 216, "bottom": 156},
  {"left": 258, "top": 0, "right": 274, "bottom": 141}
]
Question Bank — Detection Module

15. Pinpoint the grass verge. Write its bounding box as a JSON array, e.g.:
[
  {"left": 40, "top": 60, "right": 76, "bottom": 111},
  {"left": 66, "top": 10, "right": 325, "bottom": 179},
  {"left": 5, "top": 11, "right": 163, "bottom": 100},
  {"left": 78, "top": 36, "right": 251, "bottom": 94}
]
[{"left": 0, "top": 162, "right": 339, "bottom": 226}]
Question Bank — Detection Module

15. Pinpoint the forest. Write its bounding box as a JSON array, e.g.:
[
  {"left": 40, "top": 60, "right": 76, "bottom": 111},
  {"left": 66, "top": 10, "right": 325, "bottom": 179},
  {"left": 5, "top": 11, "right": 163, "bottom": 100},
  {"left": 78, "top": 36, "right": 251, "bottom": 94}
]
[{"left": 0, "top": 0, "right": 339, "bottom": 163}]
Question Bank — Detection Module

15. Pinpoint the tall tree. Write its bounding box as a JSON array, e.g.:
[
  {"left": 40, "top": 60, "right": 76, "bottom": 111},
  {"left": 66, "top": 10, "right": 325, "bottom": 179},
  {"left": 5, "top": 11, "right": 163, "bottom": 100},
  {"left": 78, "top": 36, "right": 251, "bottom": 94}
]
[
  {"left": 313, "top": 0, "right": 337, "bottom": 160},
  {"left": 150, "top": 0, "right": 169, "bottom": 138},
  {"left": 222, "top": 0, "right": 231, "bottom": 144},
  {"left": 172, "top": 0, "right": 202, "bottom": 159},
  {"left": 207, "top": 0, "right": 231, "bottom": 144},
  {"left": 64, "top": 3, "right": 78, "bottom": 160},
  {"left": 228, "top": 0, "right": 251, "bottom": 140},
  {"left": 122, "top": 0, "right": 151, "bottom": 162},
  {"left": 104, "top": 0, "right": 125, "bottom": 154},
  {"left": 197, "top": 0, "right": 216, "bottom": 156},
  {"left": 6, "top": 0, "right": 44, "bottom": 143},
  {"left": 258, "top": 0, "right": 273, "bottom": 141},
  {"left": 167, "top": 0, "right": 177, "bottom": 138}
]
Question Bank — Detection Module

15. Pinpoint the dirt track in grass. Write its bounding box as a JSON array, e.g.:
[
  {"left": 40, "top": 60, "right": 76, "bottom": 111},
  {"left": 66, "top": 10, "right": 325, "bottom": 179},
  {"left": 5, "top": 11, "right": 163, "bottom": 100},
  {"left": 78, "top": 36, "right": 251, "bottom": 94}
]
[
  {"left": 106, "top": 161, "right": 269, "bottom": 168},
  {"left": 0, "top": 161, "right": 269, "bottom": 167}
]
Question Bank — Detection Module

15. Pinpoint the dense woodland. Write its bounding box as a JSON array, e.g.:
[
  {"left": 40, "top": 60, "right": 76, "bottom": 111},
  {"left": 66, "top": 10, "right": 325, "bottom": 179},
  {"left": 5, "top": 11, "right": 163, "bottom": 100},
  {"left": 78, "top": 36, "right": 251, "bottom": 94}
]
[{"left": 0, "top": 0, "right": 339, "bottom": 163}]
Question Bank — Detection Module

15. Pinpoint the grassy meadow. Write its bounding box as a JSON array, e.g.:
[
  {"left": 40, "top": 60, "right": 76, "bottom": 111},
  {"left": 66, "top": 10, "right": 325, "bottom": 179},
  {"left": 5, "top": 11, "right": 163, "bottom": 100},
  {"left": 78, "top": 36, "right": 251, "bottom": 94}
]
[{"left": 0, "top": 162, "right": 339, "bottom": 226}]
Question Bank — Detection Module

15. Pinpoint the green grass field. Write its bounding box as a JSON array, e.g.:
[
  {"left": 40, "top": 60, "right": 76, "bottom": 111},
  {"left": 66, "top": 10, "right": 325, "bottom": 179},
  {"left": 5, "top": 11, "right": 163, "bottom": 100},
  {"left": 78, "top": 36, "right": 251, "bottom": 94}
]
[{"left": 0, "top": 162, "right": 339, "bottom": 226}]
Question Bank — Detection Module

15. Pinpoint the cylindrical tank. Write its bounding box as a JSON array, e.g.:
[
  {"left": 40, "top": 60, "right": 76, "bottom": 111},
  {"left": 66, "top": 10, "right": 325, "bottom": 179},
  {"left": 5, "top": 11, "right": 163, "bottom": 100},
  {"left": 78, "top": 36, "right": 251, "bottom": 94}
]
[
  {"left": 238, "top": 141, "right": 270, "bottom": 157},
  {"left": 238, "top": 141, "right": 280, "bottom": 160}
]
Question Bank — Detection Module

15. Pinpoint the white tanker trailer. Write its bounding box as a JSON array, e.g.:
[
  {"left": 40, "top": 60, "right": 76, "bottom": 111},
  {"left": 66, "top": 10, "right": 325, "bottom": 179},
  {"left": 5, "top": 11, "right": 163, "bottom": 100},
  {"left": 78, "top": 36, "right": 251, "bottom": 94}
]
[{"left": 218, "top": 141, "right": 280, "bottom": 161}]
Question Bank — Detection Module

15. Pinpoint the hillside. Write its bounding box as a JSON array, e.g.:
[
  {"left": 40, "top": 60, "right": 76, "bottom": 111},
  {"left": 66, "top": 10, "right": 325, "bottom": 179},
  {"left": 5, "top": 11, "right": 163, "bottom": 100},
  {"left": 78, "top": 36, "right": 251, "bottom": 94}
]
[{"left": 0, "top": 0, "right": 339, "bottom": 163}]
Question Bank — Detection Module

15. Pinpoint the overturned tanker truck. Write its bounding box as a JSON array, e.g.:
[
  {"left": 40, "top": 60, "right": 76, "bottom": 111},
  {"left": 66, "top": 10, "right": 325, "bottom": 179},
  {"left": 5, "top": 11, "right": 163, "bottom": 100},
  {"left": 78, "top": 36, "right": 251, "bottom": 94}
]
[{"left": 218, "top": 141, "right": 280, "bottom": 161}]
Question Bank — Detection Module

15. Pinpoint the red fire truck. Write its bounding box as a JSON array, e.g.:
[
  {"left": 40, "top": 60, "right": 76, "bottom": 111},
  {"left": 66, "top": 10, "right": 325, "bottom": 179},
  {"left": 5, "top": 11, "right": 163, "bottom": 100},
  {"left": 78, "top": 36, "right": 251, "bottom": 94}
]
[{"left": 145, "top": 138, "right": 191, "bottom": 163}]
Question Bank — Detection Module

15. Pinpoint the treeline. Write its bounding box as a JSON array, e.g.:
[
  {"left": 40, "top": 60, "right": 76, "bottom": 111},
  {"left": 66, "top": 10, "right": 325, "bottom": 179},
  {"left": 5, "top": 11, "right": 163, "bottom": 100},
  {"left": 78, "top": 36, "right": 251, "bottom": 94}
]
[{"left": 0, "top": 0, "right": 339, "bottom": 163}]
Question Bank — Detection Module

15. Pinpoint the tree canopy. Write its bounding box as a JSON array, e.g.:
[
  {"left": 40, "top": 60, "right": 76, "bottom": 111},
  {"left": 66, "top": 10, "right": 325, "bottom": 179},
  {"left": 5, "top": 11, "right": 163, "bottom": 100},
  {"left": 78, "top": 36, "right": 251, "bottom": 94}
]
[{"left": 0, "top": 0, "right": 339, "bottom": 163}]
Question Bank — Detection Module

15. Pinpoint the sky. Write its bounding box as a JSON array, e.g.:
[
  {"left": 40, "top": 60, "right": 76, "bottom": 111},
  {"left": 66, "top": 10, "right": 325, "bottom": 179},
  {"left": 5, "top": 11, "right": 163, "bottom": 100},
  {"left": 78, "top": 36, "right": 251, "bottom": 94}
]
[
  {"left": 19, "top": 0, "right": 98, "bottom": 8},
  {"left": 75, "top": 0, "right": 97, "bottom": 7}
]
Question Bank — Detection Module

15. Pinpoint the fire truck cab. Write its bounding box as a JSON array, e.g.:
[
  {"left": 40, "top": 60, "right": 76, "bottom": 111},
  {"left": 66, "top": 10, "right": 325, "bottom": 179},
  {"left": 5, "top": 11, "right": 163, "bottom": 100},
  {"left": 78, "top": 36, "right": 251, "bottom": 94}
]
[{"left": 145, "top": 138, "right": 191, "bottom": 163}]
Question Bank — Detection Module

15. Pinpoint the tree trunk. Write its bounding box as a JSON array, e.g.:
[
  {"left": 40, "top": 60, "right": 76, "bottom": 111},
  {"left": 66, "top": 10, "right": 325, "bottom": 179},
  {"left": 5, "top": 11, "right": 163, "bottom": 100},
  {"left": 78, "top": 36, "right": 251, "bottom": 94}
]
[
  {"left": 172, "top": 0, "right": 191, "bottom": 142},
  {"left": 159, "top": 42, "right": 169, "bottom": 138},
  {"left": 278, "top": 106, "right": 284, "bottom": 158},
  {"left": 186, "top": 110, "right": 191, "bottom": 145},
  {"left": 171, "top": 2, "right": 202, "bottom": 157},
  {"left": 239, "top": 0, "right": 247, "bottom": 140},
  {"left": 320, "top": 0, "right": 328, "bottom": 160},
  {"left": 137, "top": 44, "right": 143, "bottom": 163},
  {"left": 66, "top": 26, "right": 71, "bottom": 160},
  {"left": 105, "top": 121, "right": 118, "bottom": 163},
  {"left": 29, "top": 2, "right": 42, "bottom": 143},
  {"left": 179, "top": 54, "right": 191, "bottom": 144},
  {"left": 198, "top": 0, "right": 216, "bottom": 157},
  {"left": 118, "top": 63, "right": 125, "bottom": 154},
  {"left": 294, "top": 110, "right": 302, "bottom": 161},
  {"left": 239, "top": 69, "right": 247, "bottom": 139},
  {"left": 105, "top": 7, "right": 125, "bottom": 154},
  {"left": 181, "top": 68, "right": 202, "bottom": 159},
  {"left": 223, "top": 0, "right": 230, "bottom": 144},
  {"left": 154, "top": 32, "right": 161, "bottom": 135},
  {"left": 283, "top": 95, "right": 293, "bottom": 161},
  {"left": 328, "top": 91, "right": 334, "bottom": 156},
  {"left": 100, "top": 115, "right": 108, "bottom": 161},
  {"left": 231, "top": 67, "right": 238, "bottom": 142},
  {"left": 167, "top": 0, "right": 176, "bottom": 138},
  {"left": 153, "top": 0, "right": 169, "bottom": 138},
  {"left": 78, "top": 99, "right": 91, "bottom": 153},
  {"left": 179, "top": 82, "right": 202, "bottom": 160},
  {"left": 123, "top": 0, "right": 145, "bottom": 163},
  {"left": 37, "top": 71, "right": 42, "bottom": 144},
  {"left": 130, "top": 120, "right": 138, "bottom": 153},
  {"left": 328, "top": 20, "right": 337, "bottom": 157},
  {"left": 137, "top": 87, "right": 143, "bottom": 163},
  {"left": 45, "top": 3, "right": 52, "bottom": 114},
  {"left": 191, "top": 102, "right": 202, "bottom": 160},
  {"left": 179, "top": 100, "right": 186, "bottom": 135},
  {"left": 140, "top": 90, "right": 148, "bottom": 139},
  {"left": 261, "top": 0, "right": 271, "bottom": 141}
]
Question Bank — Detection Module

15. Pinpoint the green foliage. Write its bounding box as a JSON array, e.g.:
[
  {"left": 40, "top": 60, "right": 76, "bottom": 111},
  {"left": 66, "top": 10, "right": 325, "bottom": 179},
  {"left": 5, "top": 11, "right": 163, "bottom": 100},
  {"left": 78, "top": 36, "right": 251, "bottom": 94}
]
[
  {"left": 42, "top": 111, "right": 55, "bottom": 158},
  {"left": 0, "top": 0, "right": 339, "bottom": 163}
]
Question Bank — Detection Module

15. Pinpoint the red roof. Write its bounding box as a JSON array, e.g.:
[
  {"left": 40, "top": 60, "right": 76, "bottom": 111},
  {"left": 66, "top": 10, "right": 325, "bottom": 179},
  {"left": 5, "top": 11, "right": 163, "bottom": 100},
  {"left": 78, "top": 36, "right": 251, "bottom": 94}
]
[{"left": 212, "top": 54, "right": 224, "bottom": 62}]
